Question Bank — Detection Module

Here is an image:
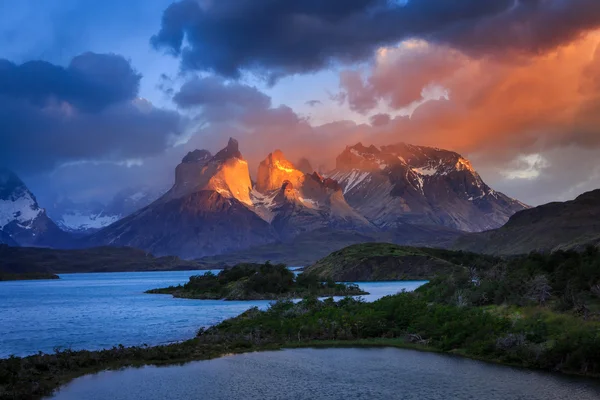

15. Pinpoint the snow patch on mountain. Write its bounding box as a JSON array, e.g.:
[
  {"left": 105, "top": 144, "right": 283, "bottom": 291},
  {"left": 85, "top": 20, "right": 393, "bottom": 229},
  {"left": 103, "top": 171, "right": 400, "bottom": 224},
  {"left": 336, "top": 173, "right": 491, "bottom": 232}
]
[
  {"left": 0, "top": 192, "right": 42, "bottom": 229},
  {"left": 329, "top": 170, "right": 371, "bottom": 194},
  {"left": 58, "top": 211, "right": 120, "bottom": 232}
]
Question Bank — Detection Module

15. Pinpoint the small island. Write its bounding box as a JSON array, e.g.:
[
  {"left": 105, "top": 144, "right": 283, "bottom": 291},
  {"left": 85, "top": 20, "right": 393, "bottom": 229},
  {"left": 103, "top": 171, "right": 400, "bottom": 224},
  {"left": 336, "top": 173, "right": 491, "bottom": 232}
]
[
  {"left": 146, "top": 262, "right": 368, "bottom": 300},
  {"left": 0, "top": 272, "right": 60, "bottom": 281}
]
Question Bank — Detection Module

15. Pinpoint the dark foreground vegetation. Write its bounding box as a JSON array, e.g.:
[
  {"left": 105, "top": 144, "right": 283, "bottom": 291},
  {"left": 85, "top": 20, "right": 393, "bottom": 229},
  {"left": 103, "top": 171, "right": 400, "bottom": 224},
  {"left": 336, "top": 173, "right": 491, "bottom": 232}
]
[
  {"left": 305, "top": 242, "right": 498, "bottom": 281},
  {"left": 3, "top": 247, "right": 600, "bottom": 399},
  {"left": 0, "top": 245, "right": 209, "bottom": 274},
  {"left": 0, "top": 272, "right": 59, "bottom": 281},
  {"left": 146, "top": 262, "right": 367, "bottom": 300}
]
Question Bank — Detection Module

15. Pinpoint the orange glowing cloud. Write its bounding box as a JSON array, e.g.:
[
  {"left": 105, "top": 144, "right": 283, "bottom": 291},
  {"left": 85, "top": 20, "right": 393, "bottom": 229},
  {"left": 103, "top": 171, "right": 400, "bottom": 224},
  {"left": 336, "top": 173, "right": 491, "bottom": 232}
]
[{"left": 335, "top": 30, "right": 600, "bottom": 163}]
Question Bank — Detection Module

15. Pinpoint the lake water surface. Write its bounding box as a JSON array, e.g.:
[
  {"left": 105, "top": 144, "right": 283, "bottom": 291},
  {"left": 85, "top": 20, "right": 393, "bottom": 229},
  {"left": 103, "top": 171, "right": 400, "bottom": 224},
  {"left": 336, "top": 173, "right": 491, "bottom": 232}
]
[
  {"left": 49, "top": 347, "right": 600, "bottom": 400},
  {"left": 0, "top": 271, "right": 424, "bottom": 357}
]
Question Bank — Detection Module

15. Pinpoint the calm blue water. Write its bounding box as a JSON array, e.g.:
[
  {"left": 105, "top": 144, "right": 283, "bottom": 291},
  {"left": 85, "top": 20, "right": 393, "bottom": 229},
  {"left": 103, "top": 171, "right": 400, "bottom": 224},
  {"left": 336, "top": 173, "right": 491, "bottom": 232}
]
[
  {"left": 0, "top": 271, "right": 424, "bottom": 358},
  {"left": 50, "top": 348, "right": 600, "bottom": 400}
]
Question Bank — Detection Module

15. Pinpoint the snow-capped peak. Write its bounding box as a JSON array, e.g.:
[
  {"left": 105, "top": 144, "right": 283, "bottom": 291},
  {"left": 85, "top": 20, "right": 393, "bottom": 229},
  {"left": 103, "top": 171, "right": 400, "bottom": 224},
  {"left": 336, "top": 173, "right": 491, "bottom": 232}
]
[{"left": 0, "top": 169, "right": 43, "bottom": 230}]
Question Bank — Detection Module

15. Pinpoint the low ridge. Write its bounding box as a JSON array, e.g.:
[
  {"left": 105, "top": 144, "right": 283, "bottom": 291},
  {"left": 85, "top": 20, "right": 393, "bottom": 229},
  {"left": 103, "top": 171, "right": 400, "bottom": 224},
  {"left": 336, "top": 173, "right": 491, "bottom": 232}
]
[{"left": 454, "top": 189, "right": 600, "bottom": 255}]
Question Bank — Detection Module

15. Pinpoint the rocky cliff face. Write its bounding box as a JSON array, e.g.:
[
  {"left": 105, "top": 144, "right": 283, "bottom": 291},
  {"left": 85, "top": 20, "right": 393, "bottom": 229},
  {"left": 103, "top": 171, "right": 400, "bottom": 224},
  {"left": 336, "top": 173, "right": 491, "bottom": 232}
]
[
  {"left": 87, "top": 139, "right": 276, "bottom": 259},
  {"left": 252, "top": 151, "right": 373, "bottom": 240},
  {"left": 0, "top": 168, "right": 71, "bottom": 247},
  {"left": 328, "top": 143, "right": 527, "bottom": 232},
  {"left": 166, "top": 138, "right": 253, "bottom": 205}
]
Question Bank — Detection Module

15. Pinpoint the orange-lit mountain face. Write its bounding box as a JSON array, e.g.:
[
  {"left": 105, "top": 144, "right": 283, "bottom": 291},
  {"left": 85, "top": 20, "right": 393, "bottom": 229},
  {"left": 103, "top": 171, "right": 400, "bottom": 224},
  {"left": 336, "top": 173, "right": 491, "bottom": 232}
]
[
  {"left": 253, "top": 151, "right": 372, "bottom": 239},
  {"left": 87, "top": 138, "right": 527, "bottom": 258},
  {"left": 167, "top": 138, "right": 253, "bottom": 205}
]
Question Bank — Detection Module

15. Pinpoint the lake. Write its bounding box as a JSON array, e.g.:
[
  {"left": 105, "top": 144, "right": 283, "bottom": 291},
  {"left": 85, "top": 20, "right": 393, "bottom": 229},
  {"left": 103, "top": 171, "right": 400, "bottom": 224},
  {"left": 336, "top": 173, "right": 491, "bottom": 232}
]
[
  {"left": 49, "top": 347, "right": 600, "bottom": 400},
  {"left": 0, "top": 271, "right": 424, "bottom": 357}
]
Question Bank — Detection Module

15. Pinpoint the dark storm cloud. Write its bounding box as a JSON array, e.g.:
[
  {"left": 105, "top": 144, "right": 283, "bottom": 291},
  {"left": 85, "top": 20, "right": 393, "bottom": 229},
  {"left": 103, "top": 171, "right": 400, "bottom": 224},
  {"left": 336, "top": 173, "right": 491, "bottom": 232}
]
[
  {"left": 0, "top": 53, "right": 140, "bottom": 112},
  {"left": 152, "top": 0, "right": 600, "bottom": 79},
  {"left": 0, "top": 54, "right": 184, "bottom": 174},
  {"left": 173, "top": 76, "right": 271, "bottom": 110}
]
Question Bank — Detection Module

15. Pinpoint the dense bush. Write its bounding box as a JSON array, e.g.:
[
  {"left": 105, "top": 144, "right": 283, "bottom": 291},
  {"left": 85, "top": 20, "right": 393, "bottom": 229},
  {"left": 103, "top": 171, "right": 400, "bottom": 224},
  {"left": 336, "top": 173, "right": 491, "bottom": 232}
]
[
  {"left": 147, "top": 262, "right": 365, "bottom": 300},
  {"left": 419, "top": 247, "right": 600, "bottom": 314}
]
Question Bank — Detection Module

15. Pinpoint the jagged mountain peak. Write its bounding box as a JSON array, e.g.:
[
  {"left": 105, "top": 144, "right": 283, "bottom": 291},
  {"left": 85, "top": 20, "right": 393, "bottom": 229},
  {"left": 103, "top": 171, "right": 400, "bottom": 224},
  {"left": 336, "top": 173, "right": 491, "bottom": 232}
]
[
  {"left": 329, "top": 141, "right": 527, "bottom": 232},
  {"left": 213, "top": 137, "right": 243, "bottom": 161},
  {"left": 182, "top": 149, "right": 212, "bottom": 164},
  {"left": 0, "top": 168, "right": 42, "bottom": 230},
  {"left": 0, "top": 169, "right": 71, "bottom": 247},
  {"left": 256, "top": 149, "right": 305, "bottom": 193},
  {"left": 336, "top": 143, "right": 392, "bottom": 172},
  {"left": 169, "top": 138, "right": 252, "bottom": 205}
]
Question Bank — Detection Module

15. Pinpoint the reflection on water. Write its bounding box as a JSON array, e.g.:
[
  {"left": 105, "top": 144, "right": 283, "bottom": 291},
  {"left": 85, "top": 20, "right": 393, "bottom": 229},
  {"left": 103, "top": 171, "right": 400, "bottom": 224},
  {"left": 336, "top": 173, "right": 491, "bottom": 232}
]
[
  {"left": 0, "top": 271, "right": 423, "bottom": 357},
  {"left": 50, "top": 347, "right": 600, "bottom": 400}
]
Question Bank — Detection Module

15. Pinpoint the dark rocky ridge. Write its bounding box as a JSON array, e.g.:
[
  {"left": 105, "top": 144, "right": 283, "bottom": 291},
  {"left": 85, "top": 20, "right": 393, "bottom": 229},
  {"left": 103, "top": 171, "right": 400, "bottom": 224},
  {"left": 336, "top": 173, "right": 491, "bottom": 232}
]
[{"left": 454, "top": 189, "right": 600, "bottom": 255}]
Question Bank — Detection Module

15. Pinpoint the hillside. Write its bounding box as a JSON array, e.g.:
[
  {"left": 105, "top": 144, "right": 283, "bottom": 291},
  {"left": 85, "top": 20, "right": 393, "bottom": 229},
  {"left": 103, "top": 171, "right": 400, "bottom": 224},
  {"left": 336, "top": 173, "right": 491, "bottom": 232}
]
[
  {"left": 200, "top": 226, "right": 462, "bottom": 266},
  {"left": 454, "top": 189, "right": 600, "bottom": 255},
  {"left": 0, "top": 245, "right": 208, "bottom": 274},
  {"left": 304, "top": 243, "right": 496, "bottom": 281}
]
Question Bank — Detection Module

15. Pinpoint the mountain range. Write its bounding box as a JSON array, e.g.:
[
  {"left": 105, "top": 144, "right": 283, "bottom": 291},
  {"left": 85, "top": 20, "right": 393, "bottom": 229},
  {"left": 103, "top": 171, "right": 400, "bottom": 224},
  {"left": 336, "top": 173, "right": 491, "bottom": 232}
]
[
  {"left": 46, "top": 185, "right": 167, "bottom": 234},
  {"left": 81, "top": 138, "right": 526, "bottom": 258},
  {"left": 0, "top": 138, "right": 538, "bottom": 259}
]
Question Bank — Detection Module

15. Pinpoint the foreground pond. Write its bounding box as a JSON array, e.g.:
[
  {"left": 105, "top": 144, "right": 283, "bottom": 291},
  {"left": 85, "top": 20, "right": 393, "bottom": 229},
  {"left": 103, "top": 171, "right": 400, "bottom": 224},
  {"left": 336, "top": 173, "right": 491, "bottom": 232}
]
[
  {"left": 0, "top": 271, "right": 423, "bottom": 357},
  {"left": 49, "top": 347, "right": 600, "bottom": 400}
]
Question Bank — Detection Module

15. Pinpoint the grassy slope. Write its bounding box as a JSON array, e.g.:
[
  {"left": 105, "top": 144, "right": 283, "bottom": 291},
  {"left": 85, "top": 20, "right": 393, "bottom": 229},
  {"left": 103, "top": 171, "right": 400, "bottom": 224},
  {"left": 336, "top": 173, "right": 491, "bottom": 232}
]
[
  {"left": 304, "top": 242, "right": 497, "bottom": 281},
  {"left": 0, "top": 245, "right": 209, "bottom": 274}
]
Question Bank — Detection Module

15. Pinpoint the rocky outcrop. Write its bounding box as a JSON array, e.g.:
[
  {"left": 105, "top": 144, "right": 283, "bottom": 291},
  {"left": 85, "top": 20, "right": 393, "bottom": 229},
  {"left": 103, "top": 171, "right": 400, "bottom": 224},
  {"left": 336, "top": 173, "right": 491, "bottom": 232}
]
[
  {"left": 256, "top": 150, "right": 305, "bottom": 193},
  {"left": 167, "top": 138, "right": 252, "bottom": 205}
]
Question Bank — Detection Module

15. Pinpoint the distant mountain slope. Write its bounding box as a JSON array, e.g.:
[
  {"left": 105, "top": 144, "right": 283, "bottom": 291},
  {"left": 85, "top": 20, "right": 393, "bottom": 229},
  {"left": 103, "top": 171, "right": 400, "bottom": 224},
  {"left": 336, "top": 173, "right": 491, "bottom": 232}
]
[
  {"left": 48, "top": 186, "right": 167, "bottom": 234},
  {"left": 454, "top": 189, "right": 600, "bottom": 255},
  {"left": 0, "top": 245, "right": 207, "bottom": 274},
  {"left": 199, "top": 225, "right": 462, "bottom": 267},
  {"left": 304, "top": 243, "right": 497, "bottom": 281},
  {"left": 0, "top": 229, "right": 17, "bottom": 246},
  {"left": 328, "top": 143, "right": 527, "bottom": 232},
  {"left": 0, "top": 168, "right": 71, "bottom": 247},
  {"left": 87, "top": 139, "right": 278, "bottom": 259}
]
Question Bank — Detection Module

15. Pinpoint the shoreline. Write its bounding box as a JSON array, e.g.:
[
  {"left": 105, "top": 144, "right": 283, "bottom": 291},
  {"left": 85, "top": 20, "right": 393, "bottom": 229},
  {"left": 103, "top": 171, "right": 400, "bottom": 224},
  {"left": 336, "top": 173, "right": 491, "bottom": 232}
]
[{"left": 2, "top": 335, "right": 598, "bottom": 399}]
